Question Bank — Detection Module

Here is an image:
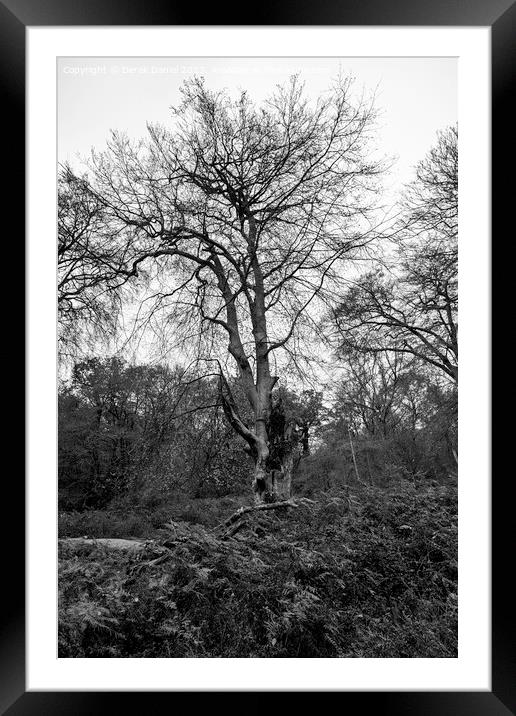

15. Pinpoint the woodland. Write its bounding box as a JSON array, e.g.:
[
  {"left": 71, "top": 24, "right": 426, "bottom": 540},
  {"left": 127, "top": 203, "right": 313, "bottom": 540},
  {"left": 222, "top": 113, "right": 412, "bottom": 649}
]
[{"left": 58, "top": 76, "right": 458, "bottom": 658}]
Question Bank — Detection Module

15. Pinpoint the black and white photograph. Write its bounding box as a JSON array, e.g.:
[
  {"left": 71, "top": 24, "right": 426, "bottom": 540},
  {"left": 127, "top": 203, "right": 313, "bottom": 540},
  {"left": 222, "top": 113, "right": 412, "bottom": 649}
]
[
  {"left": 55, "top": 54, "right": 460, "bottom": 660},
  {"left": 0, "top": 0, "right": 504, "bottom": 706}
]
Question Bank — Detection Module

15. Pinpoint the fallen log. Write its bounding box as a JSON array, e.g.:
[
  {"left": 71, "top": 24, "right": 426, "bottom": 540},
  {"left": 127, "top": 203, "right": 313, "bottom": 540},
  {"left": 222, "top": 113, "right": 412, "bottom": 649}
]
[{"left": 59, "top": 537, "right": 147, "bottom": 552}]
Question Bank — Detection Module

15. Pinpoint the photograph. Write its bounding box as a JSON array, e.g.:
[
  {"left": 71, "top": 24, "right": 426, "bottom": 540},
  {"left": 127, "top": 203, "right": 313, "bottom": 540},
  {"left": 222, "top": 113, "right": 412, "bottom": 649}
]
[
  {"left": 57, "top": 55, "right": 459, "bottom": 659},
  {"left": 0, "top": 0, "right": 504, "bottom": 705}
]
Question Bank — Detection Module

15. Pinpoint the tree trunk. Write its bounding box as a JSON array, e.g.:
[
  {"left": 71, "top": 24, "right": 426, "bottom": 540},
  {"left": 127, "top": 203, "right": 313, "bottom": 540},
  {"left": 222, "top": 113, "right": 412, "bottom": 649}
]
[
  {"left": 252, "top": 402, "right": 298, "bottom": 503},
  {"left": 252, "top": 437, "right": 270, "bottom": 503},
  {"left": 348, "top": 427, "right": 362, "bottom": 485},
  {"left": 216, "top": 209, "right": 299, "bottom": 505},
  {"left": 274, "top": 447, "right": 294, "bottom": 501},
  {"left": 252, "top": 448, "right": 296, "bottom": 503}
]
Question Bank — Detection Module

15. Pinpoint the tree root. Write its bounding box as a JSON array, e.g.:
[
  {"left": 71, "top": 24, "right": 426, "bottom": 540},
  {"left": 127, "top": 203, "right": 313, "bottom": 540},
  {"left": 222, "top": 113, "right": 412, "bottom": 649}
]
[{"left": 215, "top": 499, "right": 299, "bottom": 538}]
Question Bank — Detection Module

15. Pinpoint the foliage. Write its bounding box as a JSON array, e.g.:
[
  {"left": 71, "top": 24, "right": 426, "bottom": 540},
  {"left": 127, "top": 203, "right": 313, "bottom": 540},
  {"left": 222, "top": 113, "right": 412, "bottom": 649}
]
[
  {"left": 59, "top": 494, "right": 248, "bottom": 538},
  {"left": 320, "top": 352, "right": 457, "bottom": 486},
  {"left": 59, "top": 358, "right": 250, "bottom": 508},
  {"left": 59, "top": 482, "right": 457, "bottom": 658}
]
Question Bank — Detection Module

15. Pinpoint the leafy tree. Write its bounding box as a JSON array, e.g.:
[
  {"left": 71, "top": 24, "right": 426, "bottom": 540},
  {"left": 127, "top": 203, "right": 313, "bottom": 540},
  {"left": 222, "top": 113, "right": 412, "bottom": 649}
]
[{"left": 58, "top": 358, "right": 252, "bottom": 507}]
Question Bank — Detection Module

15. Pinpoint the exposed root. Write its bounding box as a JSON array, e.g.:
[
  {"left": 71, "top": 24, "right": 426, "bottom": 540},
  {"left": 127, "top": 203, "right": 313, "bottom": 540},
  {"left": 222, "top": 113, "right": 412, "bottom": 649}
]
[{"left": 215, "top": 499, "right": 299, "bottom": 539}]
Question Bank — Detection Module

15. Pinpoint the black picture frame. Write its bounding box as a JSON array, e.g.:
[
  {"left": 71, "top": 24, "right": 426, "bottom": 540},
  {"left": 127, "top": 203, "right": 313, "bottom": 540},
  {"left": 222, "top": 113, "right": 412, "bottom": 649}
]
[{"left": 4, "top": 0, "right": 510, "bottom": 712}]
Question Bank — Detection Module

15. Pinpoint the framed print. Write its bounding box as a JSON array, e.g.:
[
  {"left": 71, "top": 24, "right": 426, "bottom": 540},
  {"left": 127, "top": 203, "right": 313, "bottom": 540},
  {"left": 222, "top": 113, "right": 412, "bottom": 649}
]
[{"left": 3, "top": 0, "right": 511, "bottom": 712}]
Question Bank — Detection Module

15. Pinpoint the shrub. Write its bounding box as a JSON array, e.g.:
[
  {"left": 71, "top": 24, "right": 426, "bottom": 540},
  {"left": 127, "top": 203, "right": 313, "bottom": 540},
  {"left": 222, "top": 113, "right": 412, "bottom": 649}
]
[{"left": 59, "top": 482, "right": 457, "bottom": 658}]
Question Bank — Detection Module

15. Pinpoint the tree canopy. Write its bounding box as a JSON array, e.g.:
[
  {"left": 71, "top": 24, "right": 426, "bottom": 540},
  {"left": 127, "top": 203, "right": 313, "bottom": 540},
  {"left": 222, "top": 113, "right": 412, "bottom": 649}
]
[
  {"left": 78, "top": 75, "right": 385, "bottom": 501},
  {"left": 331, "top": 125, "right": 458, "bottom": 383}
]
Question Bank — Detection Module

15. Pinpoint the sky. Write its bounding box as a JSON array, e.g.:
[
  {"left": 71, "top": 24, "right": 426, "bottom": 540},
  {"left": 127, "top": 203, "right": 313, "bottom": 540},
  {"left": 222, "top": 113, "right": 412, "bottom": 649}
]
[
  {"left": 58, "top": 56, "right": 457, "bottom": 373},
  {"left": 58, "top": 56, "right": 457, "bottom": 196}
]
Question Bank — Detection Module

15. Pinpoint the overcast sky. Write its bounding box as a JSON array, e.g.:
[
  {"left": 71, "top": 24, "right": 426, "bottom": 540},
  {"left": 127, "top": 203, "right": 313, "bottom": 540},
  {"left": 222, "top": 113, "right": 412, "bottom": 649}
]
[
  {"left": 58, "top": 56, "right": 457, "bottom": 371},
  {"left": 58, "top": 56, "right": 457, "bottom": 196}
]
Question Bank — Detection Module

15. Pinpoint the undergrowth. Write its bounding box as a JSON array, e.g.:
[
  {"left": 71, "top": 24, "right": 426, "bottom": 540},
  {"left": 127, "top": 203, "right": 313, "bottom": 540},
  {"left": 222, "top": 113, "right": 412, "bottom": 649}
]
[
  {"left": 59, "top": 494, "right": 248, "bottom": 538},
  {"left": 58, "top": 482, "right": 457, "bottom": 658}
]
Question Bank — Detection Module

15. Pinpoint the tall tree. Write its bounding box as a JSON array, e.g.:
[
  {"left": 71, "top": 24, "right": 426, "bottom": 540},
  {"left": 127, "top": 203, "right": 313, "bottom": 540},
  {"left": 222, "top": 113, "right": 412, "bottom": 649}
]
[
  {"left": 335, "top": 350, "right": 414, "bottom": 438},
  {"left": 332, "top": 125, "right": 458, "bottom": 383},
  {"left": 81, "top": 76, "right": 384, "bottom": 502},
  {"left": 58, "top": 165, "right": 136, "bottom": 358}
]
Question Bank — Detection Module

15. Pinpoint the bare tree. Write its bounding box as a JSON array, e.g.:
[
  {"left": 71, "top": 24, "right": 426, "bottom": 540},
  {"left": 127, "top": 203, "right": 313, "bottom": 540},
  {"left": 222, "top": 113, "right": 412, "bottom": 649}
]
[
  {"left": 331, "top": 125, "right": 458, "bottom": 383},
  {"left": 58, "top": 165, "right": 137, "bottom": 358},
  {"left": 83, "top": 75, "right": 384, "bottom": 502},
  {"left": 336, "top": 350, "right": 414, "bottom": 438}
]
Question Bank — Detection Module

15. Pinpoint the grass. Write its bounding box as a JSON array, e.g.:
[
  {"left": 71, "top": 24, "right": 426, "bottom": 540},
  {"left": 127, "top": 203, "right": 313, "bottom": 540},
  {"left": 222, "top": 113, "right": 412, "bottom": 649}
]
[{"left": 58, "top": 480, "right": 457, "bottom": 658}]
